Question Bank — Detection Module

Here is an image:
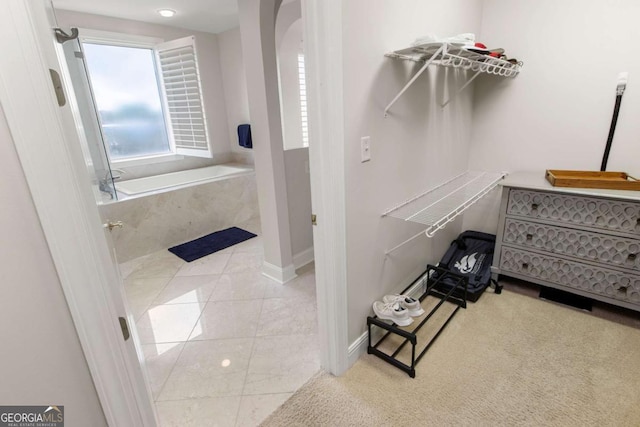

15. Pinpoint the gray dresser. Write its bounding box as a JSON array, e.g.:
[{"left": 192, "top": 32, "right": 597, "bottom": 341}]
[{"left": 492, "top": 172, "right": 640, "bottom": 311}]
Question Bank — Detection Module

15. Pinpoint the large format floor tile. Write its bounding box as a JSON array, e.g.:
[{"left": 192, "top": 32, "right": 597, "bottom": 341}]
[
  {"left": 256, "top": 298, "right": 317, "bottom": 337},
  {"left": 122, "top": 235, "right": 319, "bottom": 426},
  {"left": 224, "top": 251, "right": 263, "bottom": 274},
  {"left": 153, "top": 275, "right": 219, "bottom": 305},
  {"left": 262, "top": 267, "right": 316, "bottom": 301},
  {"left": 121, "top": 250, "right": 185, "bottom": 280},
  {"left": 136, "top": 303, "right": 206, "bottom": 344},
  {"left": 190, "top": 299, "right": 264, "bottom": 341},
  {"left": 209, "top": 271, "right": 271, "bottom": 302},
  {"left": 231, "top": 235, "right": 263, "bottom": 254},
  {"left": 141, "top": 342, "right": 185, "bottom": 400},
  {"left": 175, "top": 252, "right": 232, "bottom": 277},
  {"left": 124, "top": 276, "right": 172, "bottom": 320},
  {"left": 158, "top": 338, "right": 254, "bottom": 401},
  {"left": 243, "top": 334, "right": 320, "bottom": 395}
]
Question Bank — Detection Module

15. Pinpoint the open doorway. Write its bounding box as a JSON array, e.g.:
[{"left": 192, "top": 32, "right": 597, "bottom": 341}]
[
  {"left": 276, "top": 1, "right": 315, "bottom": 272},
  {"left": 50, "top": 0, "right": 320, "bottom": 424}
]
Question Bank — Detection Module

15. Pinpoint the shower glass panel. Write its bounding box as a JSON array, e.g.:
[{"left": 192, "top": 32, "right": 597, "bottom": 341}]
[{"left": 61, "top": 38, "right": 119, "bottom": 201}]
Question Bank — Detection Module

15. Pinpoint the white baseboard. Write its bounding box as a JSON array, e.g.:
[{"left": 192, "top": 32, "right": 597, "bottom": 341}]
[
  {"left": 347, "top": 265, "right": 429, "bottom": 367},
  {"left": 348, "top": 331, "right": 369, "bottom": 366},
  {"left": 262, "top": 261, "right": 297, "bottom": 284},
  {"left": 293, "top": 246, "right": 314, "bottom": 270}
]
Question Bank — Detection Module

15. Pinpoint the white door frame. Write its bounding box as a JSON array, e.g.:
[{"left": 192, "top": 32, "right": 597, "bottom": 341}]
[
  {"left": 303, "top": 0, "right": 350, "bottom": 375},
  {"left": 0, "top": 1, "right": 155, "bottom": 425},
  {"left": 1, "top": 0, "right": 351, "bottom": 424}
]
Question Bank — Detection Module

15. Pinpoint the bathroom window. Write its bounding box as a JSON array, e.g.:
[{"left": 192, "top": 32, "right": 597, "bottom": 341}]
[
  {"left": 298, "top": 53, "right": 309, "bottom": 147},
  {"left": 83, "top": 43, "right": 171, "bottom": 159},
  {"left": 81, "top": 32, "right": 212, "bottom": 162}
]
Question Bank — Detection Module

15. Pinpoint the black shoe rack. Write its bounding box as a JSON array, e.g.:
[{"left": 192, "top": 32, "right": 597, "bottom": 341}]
[{"left": 367, "top": 264, "right": 468, "bottom": 378}]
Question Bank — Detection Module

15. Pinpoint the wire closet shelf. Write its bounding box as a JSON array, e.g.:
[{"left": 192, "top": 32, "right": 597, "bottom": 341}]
[
  {"left": 384, "top": 42, "right": 522, "bottom": 113},
  {"left": 386, "top": 43, "right": 521, "bottom": 76},
  {"left": 382, "top": 171, "right": 506, "bottom": 254}
]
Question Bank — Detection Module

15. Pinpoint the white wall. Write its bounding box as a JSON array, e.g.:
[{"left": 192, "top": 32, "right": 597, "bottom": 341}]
[
  {"left": 218, "top": 27, "right": 253, "bottom": 164},
  {"left": 463, "top": 0, "right": 640, "bottom": 233},
  {"left": 284, "top": 148, "right": 313, "bottom": 259},
  {"left": 0, "top": 106, "right": 107, "bottom": 425},
  {"left": 239, "top": 0, "right": 296, "bottom": 281},
  {"left": 342, "top": 0, "right": 484, "bottom": 343},
  {"left": 56, "top": 10, "right": 233, "bottom": 179}
]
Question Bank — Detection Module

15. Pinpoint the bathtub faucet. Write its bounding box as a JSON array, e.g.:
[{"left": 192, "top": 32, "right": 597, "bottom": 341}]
[
  {"left": 109, "top": 169, "right": 126, "bottom": 181},
  {"left": 99, "top": 169, "right": 126, "bottom": 199}
]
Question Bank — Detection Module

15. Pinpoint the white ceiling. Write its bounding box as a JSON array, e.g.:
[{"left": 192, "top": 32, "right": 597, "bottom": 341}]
[{"left": 53, "top": 0, "right": 240, "bottom": 34}]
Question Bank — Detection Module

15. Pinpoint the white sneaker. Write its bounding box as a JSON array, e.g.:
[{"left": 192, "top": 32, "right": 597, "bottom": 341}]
[
  {"left": 372, "top": 301, "right": 413, "bottom": 326},
  {"left": 382, "top": 294, "right": 425, "bottom": 317}
]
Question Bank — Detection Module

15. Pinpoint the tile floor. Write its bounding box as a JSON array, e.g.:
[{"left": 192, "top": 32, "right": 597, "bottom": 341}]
[{"left": 119, "top": 233, "right": 320, "bottom": 427}]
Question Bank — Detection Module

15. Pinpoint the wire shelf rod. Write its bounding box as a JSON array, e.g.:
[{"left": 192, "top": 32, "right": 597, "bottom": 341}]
[
  {"left": 382, "top": 171, "right": 467, "bottom": 217},
  {"left": 405, "top": 172, "right": 485, "bottom": 223},
  {"left": 383, "top": 42, "right": 521, "bottom": 114},
  {"left": 384, "top": 44, "right": 445, "bottom": 117},
  {"left": 441, "top": 70, "right": 482, "bottom": 108},
  {"left": 424, "top": 174, "right": 504, "bottom": 236},
  {"left": 383, "top": 171, "right": 506, "bottom": 253},
  {"left": 406, "top": 172, "right": 505, "bottom": 226},
  {"left": 385, "top": 229, "right": 427, "bottom": 255}
]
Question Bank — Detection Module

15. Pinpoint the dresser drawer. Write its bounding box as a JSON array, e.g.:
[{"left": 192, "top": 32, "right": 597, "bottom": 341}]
[
  {"left": 499, "top": 246, "right": 640, "bottom": 305},
  {"left": 503, "top": 218, "right": 640, "bottom": 271},
  {"left": 507, "top": 189, "right": 640, "bottom": 235}
]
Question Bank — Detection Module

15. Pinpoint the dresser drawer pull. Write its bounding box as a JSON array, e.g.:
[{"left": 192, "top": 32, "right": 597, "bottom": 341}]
[
  {"left": 628, "top": 253, "right": 637, "bottom": 261},
  {"left": 531, "top": 203, "right": 539, "bottom": 210},
  {"left": 522, "top": 262, "right": 529, "bottom": 270},
  {"left": 526, "top": 234, "right": 533, "bottom": 241}
]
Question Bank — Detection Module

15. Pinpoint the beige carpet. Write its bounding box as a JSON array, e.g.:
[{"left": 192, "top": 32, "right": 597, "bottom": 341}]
[{"left": 262, "top": 289, "right": 640, "bottom": 426}]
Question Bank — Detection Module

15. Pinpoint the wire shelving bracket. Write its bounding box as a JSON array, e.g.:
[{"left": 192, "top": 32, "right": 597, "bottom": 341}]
[
  {"left": 382, "top": 171, "right": 507, "bottom": 254},
  {"left": 384, "top": 42, "right": 521, "bottom": 115}
]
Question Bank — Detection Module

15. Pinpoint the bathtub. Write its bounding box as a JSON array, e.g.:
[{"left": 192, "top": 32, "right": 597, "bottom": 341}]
[
  {"left": 99, "top": 163, "right": 259, "bottom": 262},
  {"left": 115, "top": 164, "right": 254, "bottom": 197}
]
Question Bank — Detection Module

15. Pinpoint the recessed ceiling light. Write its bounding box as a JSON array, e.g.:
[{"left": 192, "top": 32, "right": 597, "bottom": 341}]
[{"left": 157, "top": 9, "right": 176, "bottom": 18}]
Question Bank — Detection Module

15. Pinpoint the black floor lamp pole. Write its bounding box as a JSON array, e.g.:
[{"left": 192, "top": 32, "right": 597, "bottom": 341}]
[{"left": 600, "top": 77, "right": 627, "bottom": 171}]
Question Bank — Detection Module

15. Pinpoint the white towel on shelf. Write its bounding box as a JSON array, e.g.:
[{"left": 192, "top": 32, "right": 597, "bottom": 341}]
[{"left": 411, "top": 33, "right": 475, "bottom": 47}]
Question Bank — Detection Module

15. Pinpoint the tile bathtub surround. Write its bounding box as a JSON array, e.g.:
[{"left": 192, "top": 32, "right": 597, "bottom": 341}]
[
  {"left": 123, "top": 240, "right": 319, "bottom": 426},
  {"left": 101, "top": 174, "right": 259, "bottom": 262}
]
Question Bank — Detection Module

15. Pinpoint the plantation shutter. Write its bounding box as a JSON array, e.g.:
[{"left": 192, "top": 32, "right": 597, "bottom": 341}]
[{"left": 155, "top": 36, "right": 212, "bottom": 158}]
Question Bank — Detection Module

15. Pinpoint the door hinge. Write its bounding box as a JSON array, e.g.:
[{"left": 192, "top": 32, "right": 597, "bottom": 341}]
[
  {"left": 49, "top": 69, "right": 66, "bottom": 107},
  {"left": 311, "top": 214, "right": 317, "bottom": 226},
  {"left": 118, "top": 317, "right": 130, "bottom": 341}
]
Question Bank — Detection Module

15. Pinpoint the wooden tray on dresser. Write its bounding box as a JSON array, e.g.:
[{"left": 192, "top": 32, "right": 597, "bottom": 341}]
[{"left": 545, "top": 169, "right": 640, "bottom": 190}]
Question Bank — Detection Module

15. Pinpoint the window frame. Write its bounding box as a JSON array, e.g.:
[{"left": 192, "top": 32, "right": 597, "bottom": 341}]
[
  {"left": 77, "top": 29, "right": 190, "bottom": 166},
  {"left": 298, "top": 52, "right": 309, "bottom": 148}
]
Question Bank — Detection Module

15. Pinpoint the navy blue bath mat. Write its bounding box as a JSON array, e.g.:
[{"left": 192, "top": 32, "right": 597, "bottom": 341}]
[{"left": 168, "top": 227, "right": 257, "bottom": 262}]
